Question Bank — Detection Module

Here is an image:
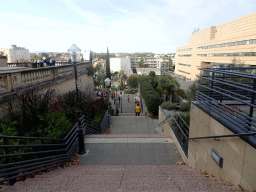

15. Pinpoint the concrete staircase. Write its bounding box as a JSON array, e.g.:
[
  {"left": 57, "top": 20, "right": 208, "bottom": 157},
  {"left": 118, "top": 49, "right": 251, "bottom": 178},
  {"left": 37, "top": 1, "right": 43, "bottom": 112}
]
[
  {"left": 1, "top": 165, "right": 240, "bottom": 191},
  {"left": 1, "top": 95, "right": 241, "bottom": 191}
]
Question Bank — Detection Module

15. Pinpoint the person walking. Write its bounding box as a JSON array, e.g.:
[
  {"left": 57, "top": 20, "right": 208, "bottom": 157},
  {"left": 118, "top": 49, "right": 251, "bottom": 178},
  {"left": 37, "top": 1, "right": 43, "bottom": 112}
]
[
  {"left": 127, "top": 95, "right": 130, "bottom": 103},
  {"left": 135, "top": 103, "right": 141, "bottom": 116},
  {"left": 118, "top": 96, "right": 120, "bottom": 107}
]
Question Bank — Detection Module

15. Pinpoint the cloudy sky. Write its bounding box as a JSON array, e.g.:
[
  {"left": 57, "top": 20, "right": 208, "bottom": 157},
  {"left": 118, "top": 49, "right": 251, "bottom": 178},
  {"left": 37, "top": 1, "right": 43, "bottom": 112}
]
[{"left": 0, "top": 0, "right": 255, "bottom": 53}]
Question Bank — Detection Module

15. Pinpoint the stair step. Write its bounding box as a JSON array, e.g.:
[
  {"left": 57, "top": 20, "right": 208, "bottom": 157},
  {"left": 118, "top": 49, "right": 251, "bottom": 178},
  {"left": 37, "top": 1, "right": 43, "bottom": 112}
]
[
  {"left": 1, "top": 165, "right": 241, "bottom": 191},
  {"left": 118, "top": 113, "right": 144, "bottom": 116}
]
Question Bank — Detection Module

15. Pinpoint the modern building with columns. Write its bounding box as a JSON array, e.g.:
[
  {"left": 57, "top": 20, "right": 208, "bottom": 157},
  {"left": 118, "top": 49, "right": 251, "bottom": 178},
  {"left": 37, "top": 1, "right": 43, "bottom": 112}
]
[{"left": 175, "top": 12, "right": 256, "bottom": 81}]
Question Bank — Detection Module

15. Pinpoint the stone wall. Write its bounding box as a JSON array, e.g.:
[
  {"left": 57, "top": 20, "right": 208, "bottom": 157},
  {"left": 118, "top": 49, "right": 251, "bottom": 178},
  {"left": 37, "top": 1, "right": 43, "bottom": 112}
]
[
  {"left": 188, "top": 102, "right": 256, "bottom": 191},
  {"left": 0, "top": 63, "right": 95, "bottom": 120}
]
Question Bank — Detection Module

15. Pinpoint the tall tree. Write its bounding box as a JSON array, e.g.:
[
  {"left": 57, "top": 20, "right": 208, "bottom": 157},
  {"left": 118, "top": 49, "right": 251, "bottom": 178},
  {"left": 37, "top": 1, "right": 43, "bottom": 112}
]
[
  {"left": 105, "top": 47, "right": 111, "bottom": 79},
  {"left": 168, "top": 57, "right": 173, "bottom": 70}
]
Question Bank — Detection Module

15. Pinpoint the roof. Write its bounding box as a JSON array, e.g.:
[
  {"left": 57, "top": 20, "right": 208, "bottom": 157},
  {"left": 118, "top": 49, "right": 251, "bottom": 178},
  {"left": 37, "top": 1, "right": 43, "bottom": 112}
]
[{"left": 67, "top": 44, "right": 81, "bottom": 52}]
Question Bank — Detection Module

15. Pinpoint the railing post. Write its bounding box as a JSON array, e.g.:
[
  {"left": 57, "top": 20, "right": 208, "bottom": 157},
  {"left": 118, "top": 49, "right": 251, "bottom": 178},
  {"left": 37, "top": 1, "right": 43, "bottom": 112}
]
[
  {"left": 78, "top": 118, "right": 86, "bottom": 155},
  {"left": 4, "top": 138, "right": 17, "bottom": 185},
  {"left": 220, "top": 72, "right": 225, "bottom": 103},
  {"left": 249, "top": 79, "right": 256, "bottom": 118}
]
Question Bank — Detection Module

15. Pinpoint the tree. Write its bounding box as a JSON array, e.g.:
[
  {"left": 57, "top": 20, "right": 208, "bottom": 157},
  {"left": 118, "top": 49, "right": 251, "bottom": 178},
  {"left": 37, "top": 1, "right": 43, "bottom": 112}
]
[
  {"left": 95, "top": 62, "right": 102, "bottom": 72},
  {"left": 105, "top": 47, "right": 111, "bottom": 79},
  {"left": 158, "top": 75, "right": 179, "bottom": 102},
  {"left": 149, "top": 71, "right": 156, "bottom": 78},
  {"left": 168, "top": 57, "right": 173, "bottom": 70},
  {"left": 136, "top": 58, "right": 145, "bottom": 68},
  {"left": 127, "top": 74, "right": 138, "bottom": 88},
  {"left": 81, "top": 56, "right": 84, "bottom": 62},
  {"left": 118, "top": 70, "right": 127, "bottom": 89}
]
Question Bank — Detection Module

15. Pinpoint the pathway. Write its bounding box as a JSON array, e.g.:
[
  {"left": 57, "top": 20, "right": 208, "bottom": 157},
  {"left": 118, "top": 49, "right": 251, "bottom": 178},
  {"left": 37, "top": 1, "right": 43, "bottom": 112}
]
[{"left": 1, "top": 92, "right": 241, "bottom": 191}]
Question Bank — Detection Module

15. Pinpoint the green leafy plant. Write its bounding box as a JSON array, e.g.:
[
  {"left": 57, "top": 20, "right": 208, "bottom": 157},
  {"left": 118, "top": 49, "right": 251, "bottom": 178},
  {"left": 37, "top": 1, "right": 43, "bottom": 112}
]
[
  {"left": 161, "top": 101, "right": 178, "bottom": 110},
  {"left": 179, "top": 102, "right": 191, "bottom": 112}
]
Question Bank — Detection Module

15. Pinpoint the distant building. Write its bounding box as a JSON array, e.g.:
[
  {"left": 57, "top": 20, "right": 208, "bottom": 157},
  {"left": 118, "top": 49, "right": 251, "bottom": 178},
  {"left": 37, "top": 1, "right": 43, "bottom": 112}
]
[
  {"left": 0, "top": 55, "right": 7, "bottom": 67},
  {"left": 110, "top": 58, "right": 133, "bottom": 77},
  {"left": 175, "top": 12, "right": 256, "bottom": 80},
  {"left": 130, "top": 57, "right": 170, "bottom": 70},
  {"left": 82, "top": 50, "right": 92, "bottom": 61},
  {"left": 0, "top": 45, "right": 30, "bottom": 63},
  {"left": 93, "top": 59, "right": 106, "bottom": 68}
]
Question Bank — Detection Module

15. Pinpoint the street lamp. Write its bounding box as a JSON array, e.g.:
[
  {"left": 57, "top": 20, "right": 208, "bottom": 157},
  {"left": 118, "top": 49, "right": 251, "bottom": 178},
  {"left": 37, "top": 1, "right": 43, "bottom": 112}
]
[
  {"left": 104, "top": 78, "right": 111, "bottom": 114},
  {"left": 67, "top": 44, "right": 85, "bottom": 155}
]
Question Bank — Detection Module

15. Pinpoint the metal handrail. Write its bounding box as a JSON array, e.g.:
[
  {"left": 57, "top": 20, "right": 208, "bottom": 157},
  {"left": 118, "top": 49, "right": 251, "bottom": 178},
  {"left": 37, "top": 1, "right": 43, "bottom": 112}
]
[
  {"left": 189, "top": 132, "right": 256, "bottom": 141},
  {"left": 158, "top": 114, "right": 172, "bottom": 126}
]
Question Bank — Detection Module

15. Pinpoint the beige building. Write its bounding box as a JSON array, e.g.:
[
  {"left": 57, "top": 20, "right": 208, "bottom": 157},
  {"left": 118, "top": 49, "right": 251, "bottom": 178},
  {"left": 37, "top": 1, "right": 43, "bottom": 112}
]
[
  {"left": 175, "top": 12, "right": 256, "bottom": 80},
  {"left": 0, "top": 45, "right": 30, "bottom": 63}
]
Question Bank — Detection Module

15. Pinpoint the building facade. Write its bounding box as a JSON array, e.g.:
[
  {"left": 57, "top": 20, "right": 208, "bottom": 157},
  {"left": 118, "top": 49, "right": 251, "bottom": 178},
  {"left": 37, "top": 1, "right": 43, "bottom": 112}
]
[
  {"left": 175, "top": 12, "right": 256, "bottom": 80},
  {"left": 130, "top": 57, "right": 170, "bottom": 70},
  {"left": 110, "top": 58, "right": 133, "bottom": 77},
  {"left": 0, "top": 45, "right": 30, "bottom": 63}
]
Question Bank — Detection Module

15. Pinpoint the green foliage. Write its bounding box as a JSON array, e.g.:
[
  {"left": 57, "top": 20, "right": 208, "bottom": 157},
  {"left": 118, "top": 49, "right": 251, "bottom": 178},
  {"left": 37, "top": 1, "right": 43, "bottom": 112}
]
[
  {"left": 177, "top": 89, "right": 186, "bottom": 98},
  {"left": 149, "top": 71, "right": 156, "bottom": 78},
  {"left": 127, "top": 74, "right": 138, "bottom": 88},
  {"left": 124, "top": 90, "right": 131, "bottom": 94},
  {"left": 95, "top": 62, "right": 102, "bottom": 72},
  {"left": 172, "top": 93, "right": 182, "bottom": 103},
  {"left": 140, "top": 77, "right": 161, "bottom": 115},
  {"left": 161, "top": 101, "right": 178, "bottom": 110},
  {"left": 179, "top": 102, "right": 191, "bottom": 112},
  {"left": 38, "top": 111, "right": 72, "bottom": 139},
  {"left": 92, "top": 110, "right": 107, "bottom": 125},
  {"left": 87, "top": 65, "right": 95, "bottom": 76},
  {"left": 179, "top": 112, "right": 190, "bottom": 127}
]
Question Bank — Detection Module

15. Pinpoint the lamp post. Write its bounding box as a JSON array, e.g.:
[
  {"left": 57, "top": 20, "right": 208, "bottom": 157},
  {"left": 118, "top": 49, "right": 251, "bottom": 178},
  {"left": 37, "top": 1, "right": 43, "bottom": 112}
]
[
  {"left": 104, "top": 78, "right": 111, "bottom": 114},
  {"left": 68, "top": 44, "right": 85, "bottom": 155},
  {"left": 115, "top": 84, "right": 118, "bottom": 101}
]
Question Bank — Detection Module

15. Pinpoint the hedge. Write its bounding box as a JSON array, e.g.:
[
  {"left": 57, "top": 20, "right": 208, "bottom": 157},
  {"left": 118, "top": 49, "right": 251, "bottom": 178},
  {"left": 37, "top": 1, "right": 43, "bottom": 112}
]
[{"left": 140, "top": 79, "right": 161, "bottom": 115}]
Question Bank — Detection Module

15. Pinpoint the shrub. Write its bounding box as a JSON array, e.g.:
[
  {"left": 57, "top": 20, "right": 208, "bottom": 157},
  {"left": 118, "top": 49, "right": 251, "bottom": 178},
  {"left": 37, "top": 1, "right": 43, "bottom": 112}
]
[
  {"left": 140, "top": 78, "right": 161, "bottom": 115},
  {"left": 161, "top": 101, "right": 178, "bottom": 110},
  {"left": 177, "top": 89, "right": 186, "bottom": 98},
  {"left": 124, "top": 90, "right": 131, "bottom": 94},
  {"left": 172, "top": 93, "right": 182, "bottom": 103},
  {"left": 179, "top": 112, "right": 190, "bottom": 127},
  {"left": 179, "top": 102, "right": 191, "bottom": 112}
]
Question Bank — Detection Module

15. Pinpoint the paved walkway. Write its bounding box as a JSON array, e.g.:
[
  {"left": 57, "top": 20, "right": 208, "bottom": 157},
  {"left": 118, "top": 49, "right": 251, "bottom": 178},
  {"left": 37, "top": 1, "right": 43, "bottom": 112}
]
[{"left": 1, "top": 92, "right": 242, "bottom": 191}]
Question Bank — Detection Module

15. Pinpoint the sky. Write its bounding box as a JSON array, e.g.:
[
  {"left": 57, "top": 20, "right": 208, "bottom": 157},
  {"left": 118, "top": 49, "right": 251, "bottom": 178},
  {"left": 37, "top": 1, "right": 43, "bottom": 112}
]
[{"left": 0, "top": 0, "right": 255, "bottom": 54}]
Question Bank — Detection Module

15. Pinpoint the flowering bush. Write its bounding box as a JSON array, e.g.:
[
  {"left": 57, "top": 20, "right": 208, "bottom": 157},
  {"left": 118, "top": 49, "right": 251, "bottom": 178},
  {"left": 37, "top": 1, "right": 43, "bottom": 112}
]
[{"left": 177, "top": 89, "right": 186, "bottom": 98}]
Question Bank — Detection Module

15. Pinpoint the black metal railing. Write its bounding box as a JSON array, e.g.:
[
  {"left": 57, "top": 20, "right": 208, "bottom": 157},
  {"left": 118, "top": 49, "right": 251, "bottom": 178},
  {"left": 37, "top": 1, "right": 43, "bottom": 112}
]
[
  {"left": 170, "top": 114, "right": 189, "bottom": 156},
  {"left": 0, "top": 113, "right": 109, "bottom": 185},
  {"left": 160, "top": 109, "right": 189, "bottom": 157},
  {"left": 195, "top": 67, "right": 256, "bottom": 148}
]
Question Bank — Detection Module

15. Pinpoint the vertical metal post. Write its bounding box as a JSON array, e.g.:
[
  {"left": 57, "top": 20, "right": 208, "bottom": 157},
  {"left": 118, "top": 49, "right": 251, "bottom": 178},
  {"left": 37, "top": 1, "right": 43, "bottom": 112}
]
[
  {"left": 220, "top": 72, "right": 225, "bottom": 103},
  {"left": 78, "top": 117, "right": 86, "bottom": 155},
  {"left": 249, "top": 79, "right": 256, "bottom": 117},
  {"left": 74, "top": 62, "right": 86, "bottom": 155},
  {"left": 121, "top": 96, "right": 122, "bottom": 113}
]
